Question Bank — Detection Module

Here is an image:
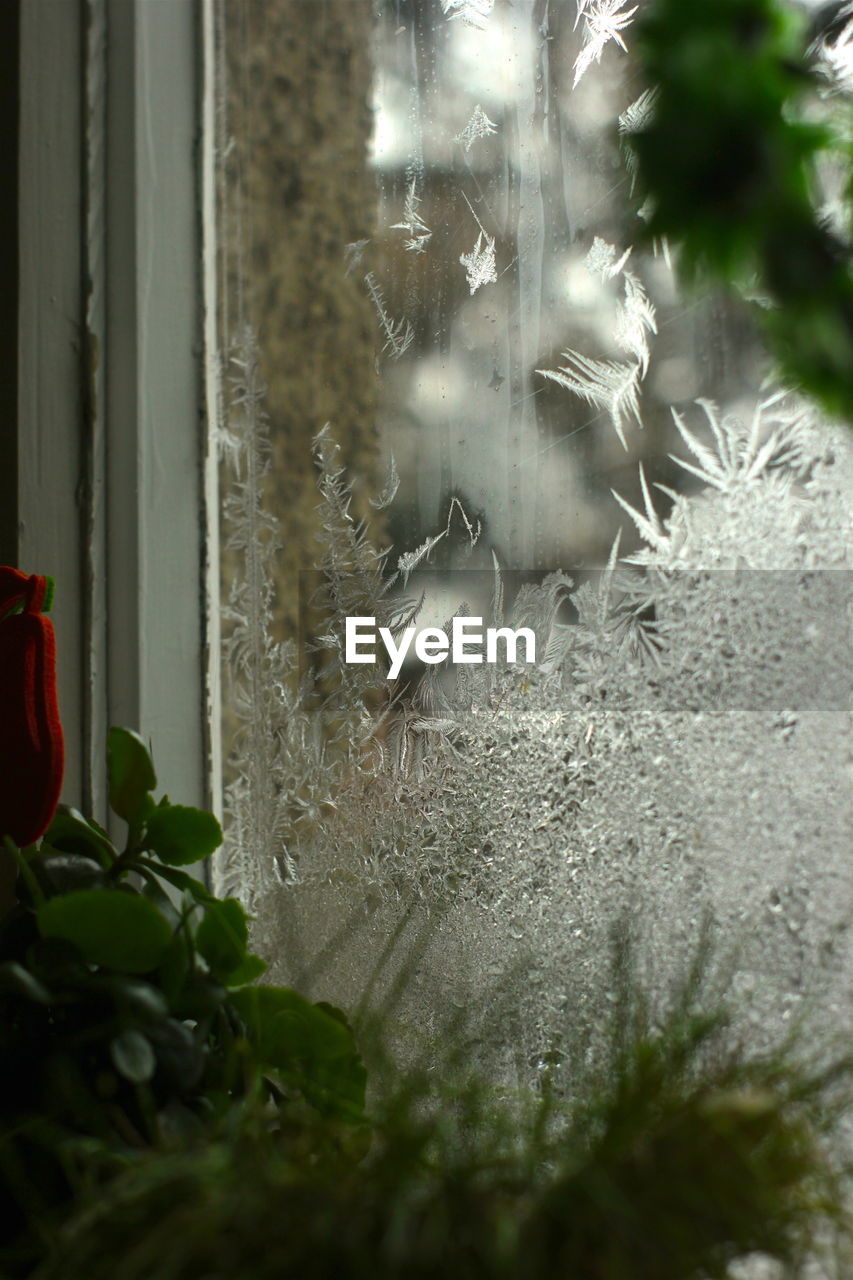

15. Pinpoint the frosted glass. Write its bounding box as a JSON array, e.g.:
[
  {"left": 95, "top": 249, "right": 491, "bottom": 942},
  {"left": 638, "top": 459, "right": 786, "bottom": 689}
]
[{"left": 214, "top": 0, "right": 852, "bottom": 1090}]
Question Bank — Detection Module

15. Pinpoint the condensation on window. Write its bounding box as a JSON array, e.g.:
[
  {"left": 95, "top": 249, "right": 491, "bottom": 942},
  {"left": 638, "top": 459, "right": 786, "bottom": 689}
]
[{"left": 213, "top": 0, "right": 852, "bottom": 1085}]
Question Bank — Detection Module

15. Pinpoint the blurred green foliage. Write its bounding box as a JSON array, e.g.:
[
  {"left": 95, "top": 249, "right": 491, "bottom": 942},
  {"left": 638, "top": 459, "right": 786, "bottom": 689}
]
[
  {"left": 0, "top": 729, "right": 364, "bottom": 1275},
  {"left": 1, "top": 730, "right": 850, "bottom": 1277},
  {"left": 29, "top": 936, "right": 852, "bottom": 1280},
  {"left": 632, "top": 0, "right": 853, "bottom": 421}
]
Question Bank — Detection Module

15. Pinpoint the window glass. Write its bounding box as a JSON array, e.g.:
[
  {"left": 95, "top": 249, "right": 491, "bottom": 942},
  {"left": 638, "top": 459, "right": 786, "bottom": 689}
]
[{"left": 214, "top": 0, "right": 852, "bottom": 1074}]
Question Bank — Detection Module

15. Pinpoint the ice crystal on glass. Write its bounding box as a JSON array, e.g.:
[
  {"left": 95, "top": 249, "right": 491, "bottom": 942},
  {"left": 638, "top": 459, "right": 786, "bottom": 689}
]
[
  {"left": 441, "top": 0, "right": 495, "bottom": 30},
  {"left": 221, "top": 381, "right": 852, "bottom": 1094},
  {"left": 454, "top": 105, "right": 498, "bottom": 153},
  {"left": 217, "top": 0, "right": 853, "bottom": 1122},
  {"left": 573, "top": 1, "right": 638, "bottom": 86}
]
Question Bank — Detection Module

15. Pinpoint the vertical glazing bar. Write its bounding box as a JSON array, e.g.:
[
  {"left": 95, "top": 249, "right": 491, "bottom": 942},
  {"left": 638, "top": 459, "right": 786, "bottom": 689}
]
[
  {"left": 201, "top": 0, "right": 224, "bottom": 823},
  {"left": 105, "top": 0, "right": 207, "bottom": 813},
  {"left": 0, "top": 1, "right": 19, "bottom": 571},
  {"left": 18, "top": 0, "right": 85, "bottom": 804},
  {"left": 83, "top": 0, "right": 109, "bottom": 820}
]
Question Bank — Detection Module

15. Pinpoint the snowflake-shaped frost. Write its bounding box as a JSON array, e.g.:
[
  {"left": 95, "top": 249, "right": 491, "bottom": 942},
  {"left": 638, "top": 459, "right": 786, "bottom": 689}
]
[
  {"left": 584, "top": 237, "right": 632, "bottom": 281},
  {"left": 455, "top": 105, "right": 498, "bottom": 152},
  {"left": 343, "top": 240, "right": 369, "bottom": 276},
  {"left": 616, "top": 273, "right": 657, "bottom": 376},
  {"left": 618, "top": 88, "right": 659, "bottom": 185},
  {"left": 611, "top": 398, "right": 852, "bottom": 570},
  {"left": 541, "top": 259, "right": 655, "bottom": 442},
  {"left": 370, "top": 454, "right": 400, "bottom": 511},
  {"left": 364, "top": 272, "right": 414, "bottom": 359},
  {"left": 441, "top": 0, "right": 494, "bottom": 29},
  {"left": 618, "top": 87, "right": 659, "bottom": 139},
  {"left": 391, "top": 180, "right": 432, "bottom": 254},
  {"left": 538, "top": 351, "right": 642, "bottom": 447},
  {"left": 460, "top": 230, "right": 498, "bottom": 295},
  {"left": 459, "top": 193, "right": 497, "bottom": 295},
  {"left": 813, "top": 6, "right": 853, "bottom": 93},
  {"left": 573, "top": 0, "right": 638, "bottom": 87}
]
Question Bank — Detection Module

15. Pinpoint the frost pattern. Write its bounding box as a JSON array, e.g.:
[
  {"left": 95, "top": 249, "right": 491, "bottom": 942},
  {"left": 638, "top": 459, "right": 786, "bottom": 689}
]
[
  {"left": 618, "top": 87, "right": 659, "bottom": 141},
  {"left": 584, "top": 236, "right": 631, "bottom": 280},
  {"left": 616, "top": 272, "right": 657, "bottom": 374},
  {"left": 219, "top": 0, "right": 853, "bottom": 1130},
  {"left": 364, "top": 272, "right": 414, "bottom": 358},
  {"left": 540, "top": 241, "right": 656, "bottom": 444},
  {"left": 573, "top": 0, "right": 638, "bottom": 87},
  {"left": 369, "top": 454, "right": 400, "bottom": 511},
  {"left": 454, "top": 105, "right": 498, "bottom": 152},
  {"left": 218, "top": 330, "right": 299, "bottom": 901},
  {"left": 538, "top": 352, "right": 642, "bottom": 447},
  {"left": 441, "top": 0, "right": 494, "bottom": 30},
  {"left": 614, "top": 397, "right": 853, "bottom": 571},
  {"left": 460, "top": 231, "right": 497, "bottom": 294},
  {"left": 221, "top": 395, "right": 852, "bottom": 1090},
  {"left": 343, "top": 239, "right": 369, "bottom": 275},
  {"left": 459, "top": 194, "right": 497, "bottom": 295},
  {"left": 392, "top": 496, "right": 481, "bottom": 586},
  {"left": 391, "top": 180, "right": 432, "bottom": 255},
  {"left": 618, "top": 88, "right": 659, "bottom": 188},
  {"left": 813, "top": 5, "right": 853, "bottom": 94}
]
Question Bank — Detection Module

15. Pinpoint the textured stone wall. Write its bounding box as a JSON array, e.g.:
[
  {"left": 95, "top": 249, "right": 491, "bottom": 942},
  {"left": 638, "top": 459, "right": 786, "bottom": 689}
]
[{"left": 220, "top": 0, "right": 381, "bottom": 648}]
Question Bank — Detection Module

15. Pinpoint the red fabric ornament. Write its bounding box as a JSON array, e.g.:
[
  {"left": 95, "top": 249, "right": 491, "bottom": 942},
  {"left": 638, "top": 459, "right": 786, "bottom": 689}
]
[{"left": 0, "top": 567, "right": 65, "bottom": 847}]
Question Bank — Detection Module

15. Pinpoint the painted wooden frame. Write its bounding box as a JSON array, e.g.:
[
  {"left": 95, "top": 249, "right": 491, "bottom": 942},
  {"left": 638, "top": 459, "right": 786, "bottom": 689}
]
[{"left": 16, "top": 0, "right": 220, "bottom": 833}]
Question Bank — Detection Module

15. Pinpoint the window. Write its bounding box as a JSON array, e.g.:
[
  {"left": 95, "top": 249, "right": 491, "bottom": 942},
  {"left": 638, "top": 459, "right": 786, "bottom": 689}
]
[
  {"left": 10, "top": 0, "right": 851, "bottom": 1074},
  {"left": 14, "top": 0, "right": 217, "bottom": 830},
  {"left": 213, "top": 0, "right": 852, "bottom": 1068}
]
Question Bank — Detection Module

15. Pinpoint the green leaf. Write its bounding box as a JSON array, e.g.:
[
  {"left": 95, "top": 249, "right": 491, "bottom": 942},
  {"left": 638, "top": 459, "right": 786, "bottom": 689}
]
[
  {"left": 28, "top": 852, "right": 106, "bottom": 899},
  {"left": 107, "top": 728, "right": 157, "bottom": 825},
  {"left": 225, "top": 952, "right": 268, "bottom": 988},
  {"left": 92, "top": 974, "right": 170, "bottom": 1022},
  {"left": 172, "top": 972, "right": 227, "bottom": 1021},
  {"left": 26, "top": 936, "right": 87, "bottom": 985},
  {"left": 4, "top": 836, "right": 45, "bottom": 908},
  {"left": 44, "top": 807, "right": 115, "bottom": 867},
  {"left": 196, "top": 898, "right": 249, "bottom": 979},
  {"left": 145, "top": 805, "right": 222, "bottom": 867},
  {"left": 157, "top": 932, "right": 192, "bottom": 1007},
  {"left": 140, "top": 861, "right": 216, "bottom": 903},
  {"left": 0, "top": 961, "right": 52, "bottom": 1004},
  {"left": 110, "top": 1029, "right": 156, "bottom": 1084},
  {"left": 230, "top": 985, "right": 366, "bottom": 1117},
  {"left": 146, "top": 1020, "right": 204, "bottom": 1091},
  {"left": 138, "top": 873, "right": 183, "bottom": 928},
  {"left": 37, "top": 889, "right": 173, "bottom": 974}
]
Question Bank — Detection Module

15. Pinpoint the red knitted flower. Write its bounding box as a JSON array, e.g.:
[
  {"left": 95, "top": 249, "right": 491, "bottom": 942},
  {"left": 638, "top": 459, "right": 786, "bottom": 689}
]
[{"left": 0, "top": 567, "right": 64, "bottom": 847}]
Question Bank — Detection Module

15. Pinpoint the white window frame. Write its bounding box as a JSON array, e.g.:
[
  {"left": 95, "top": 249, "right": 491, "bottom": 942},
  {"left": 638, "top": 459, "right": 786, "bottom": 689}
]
[{"left": 17, "top": 0, "right": 220, "bottom": 831}]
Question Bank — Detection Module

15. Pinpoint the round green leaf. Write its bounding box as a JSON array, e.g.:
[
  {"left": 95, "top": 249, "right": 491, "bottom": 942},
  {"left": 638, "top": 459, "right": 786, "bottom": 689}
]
[
  {"left": 44, "top": 806, "right": 115, "bottom": 867},
  {"left": 157, "top": 932, "right": 191, "bottom": 1007},
  {"left": 93, "top": 974, "right": 170, "bottom": 1021},
  {"left": 30, "top": 852, "right": 106, "bottom": 898},
  {"left": 145, "top": 805, "right": 223, "bottom": 867},
  {"left": 0, "top": 961, "right": 52, "bottom": 1004},
  {"left": 196, "top": 898, "right": 248, "bottom": 978},
  {"left": 108, "top": 728, "right": 157, "bottom": 824},
  {"left": 172, "top": 972, "right": 227, "bottom": 1021},
  {"left": 225, "top": 952, "right": 268, "bottom": 988},
  {"left": 37, "top": 889, "right": 173, "bottom": 974},
  {"left": 144, "top": 862, "right": 215, "bottom": 903},
  {"left": 26, "top": 936, "right": 87, "bottom": 986},
  {"left": 110, "top": 1029, "right": 156, "bottom": 1084},
  {"left": 146, "top": 1020, "right": 204, "bottom": 1091},
  {"left": 230, "top": 985, "right": 366, "bottom": 1116}
]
